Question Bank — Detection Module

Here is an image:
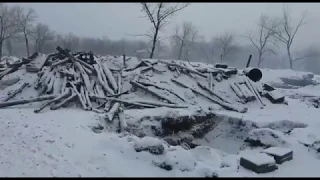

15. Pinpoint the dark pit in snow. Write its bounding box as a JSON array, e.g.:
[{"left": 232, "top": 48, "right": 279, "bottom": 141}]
[
  {"left": 134, "top": 144, "right": 165, "bottom": 155},
  {"left": 153, "top": 161, "right": 173, "bottom": 171}
]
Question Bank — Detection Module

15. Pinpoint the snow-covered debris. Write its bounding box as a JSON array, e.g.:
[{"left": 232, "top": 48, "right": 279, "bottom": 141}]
[
  {"left": 262, "top": 147, "right": 292, "bottom": 157},
  {"left": 245, "top": 128, "right": 289, "bottom": 147},
  {"left": 260, "top": 120, "right": 307, "bottom": 133},
  {"left": 240, "top": 153, "right": 278, "bottom": 174},
  {"left": 134, "top": 136, "right": 167, "bottom": 155},
  {"left": 261, "top": 147, "right": 293, "bottom": 164},
  {"left": 2, "top": 48, "right": 320, "bottom": 177}
]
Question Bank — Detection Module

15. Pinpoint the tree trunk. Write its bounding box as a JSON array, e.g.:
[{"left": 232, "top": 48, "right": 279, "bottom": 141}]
[
  {"left": 178, "top": 41, "right": 184, "bottom": 60},
  {"left": 149, "top": 25, "right": 159, "bottom": 59},
  {"left": 257, "top": 52, "right": 262, "bottom": 68},
  {"left": 24, "top": 31, "right": 30, "bottom": 57},
  {"left": 6, "top": 38, "right": 12, "bottom": 56},
  {"left": 0, "top": 41, "right": 3, "bottom": 58},
  {"left": 287, "top": 46, "right": 293, "bottom": 69}
]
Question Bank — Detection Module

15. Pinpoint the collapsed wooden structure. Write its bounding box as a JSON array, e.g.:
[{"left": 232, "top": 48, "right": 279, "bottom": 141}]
[{"left": 0, "top": 47, "right": 286, "bottom": 133}]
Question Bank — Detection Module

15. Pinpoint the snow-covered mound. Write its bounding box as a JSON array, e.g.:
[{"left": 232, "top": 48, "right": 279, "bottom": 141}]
[{"left": 1, "top": 51, "right": 320, "bottom": 177}]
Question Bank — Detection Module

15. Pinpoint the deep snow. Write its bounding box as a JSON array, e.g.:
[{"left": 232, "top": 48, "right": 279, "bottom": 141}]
[{"left": 0, "top": 55, "right": 320, "bottom": 177}]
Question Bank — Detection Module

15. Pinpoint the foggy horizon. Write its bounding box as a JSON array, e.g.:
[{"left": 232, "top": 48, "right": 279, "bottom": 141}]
[{"left": 11, "top": 3, "right": 320, "bottom": 50}]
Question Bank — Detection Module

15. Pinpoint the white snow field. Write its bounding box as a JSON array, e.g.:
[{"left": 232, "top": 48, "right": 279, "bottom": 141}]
[{"left": 0, "top": 54, "right": 320, "bottom": 177}]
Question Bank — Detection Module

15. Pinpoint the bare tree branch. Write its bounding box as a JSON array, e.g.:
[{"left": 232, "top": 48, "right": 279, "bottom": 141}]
[
  {"left": 140, "top": 3, "right": 190, "bottom": 59},
  {"left": 263, "top": 5, "right": 308, "bottom": 69},
  {"left": 13, "top": 5, "right": 37, "bottom": 57},
  {"left": 0, "top": 4, "right": 21, "bottom": 57},
  {"left": 215, "top": 32, "right": 234, "bottom": 63},
  {"left": 171, "top": 21, "right": 198, "bottom": 60},
  {"left": 244, "top": 14, "right": 279, "bottom": 67},
  {"left": 31, "top": 23, "right": 54, "bottom": 53}
]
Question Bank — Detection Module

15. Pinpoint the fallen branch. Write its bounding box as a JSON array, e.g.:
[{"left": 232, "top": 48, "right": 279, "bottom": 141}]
[
  {"left": 34, "top": 89, "right": 71, "bottom": 113},
  {"left": 51, "top": 93, "right": 77, "bottom": 110},
  {"left": 0, "top": 94, "right": 56, "bottom": 108},
  {"left": 4, "top": 82, "right": 29, "bottom": 101}
]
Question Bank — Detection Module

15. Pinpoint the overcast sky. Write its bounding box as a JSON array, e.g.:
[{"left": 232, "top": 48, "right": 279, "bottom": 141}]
[{"left": 11, "top": 3, "right": 320, "bottom": 49}]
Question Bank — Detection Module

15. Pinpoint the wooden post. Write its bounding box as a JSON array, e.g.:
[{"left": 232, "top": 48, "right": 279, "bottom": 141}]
[{"left": 246, "top": 54, "right": 252, "bottom": 68}]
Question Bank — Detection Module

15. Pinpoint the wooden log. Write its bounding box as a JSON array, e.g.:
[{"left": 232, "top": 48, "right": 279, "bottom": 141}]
[
  {"left": 135, "top": 100, "right": 188, "bottom": 108},
  {"left": 0, "top": 67, "right": 19, "bottom": 80},
  {"left": 215, "top": 73, "right": 223, "bottom": 82},
  {"left": 74, "top": 58, "right": 94, "bottom": 72},
  {"left": 75, "top": 61, "right": 92, "bottom": 92},
  {"left": 233, "top": 82, "right": 246, "bottom": 99},
  {"left": 90, "top": 95, "right": 161, "bottom": 108},
  {"left": 197, "top": 82, "right": 231, "bottom": 103},
  {"left": 172, "top": 79, "right": 247, "bottom": 113},
  {"left": 123, "top": 54, "right": 126, "bottom": 68},
  {"left": 4, "top": 83, "right": 29, "bottom": 101},
  {"left": 160, "top": 60, "right": 207, "bottom": 78},
  {"left": 235, "top": 83, "right": 256, "bottom": 102},
  {"left": 230, "top": 83, "right": 246, "bottom": 104},
  {"left": 208, "top": 72, "right": 214, "bottom": 90},
  {"left": 101, "top": 62, "right": 118, "bottom": 92},
  {"left": 51, "top": 58, "right": 69, "bottom": 68},
  {"left": 104, "top": 101, "right": 111, "bottom": 111},
  {"left": 137, "top": 81, "right": 185, "bottom": 102},
  {"left": 117, "top": 71, "right": 122, "bottom": 94},
  {"left": 81, "top": 64, "right": 93, "bottom": 75},
  {"left": 60, "top": 76, "right": 67, "bottom": 93},
  {"left": 0, "top": 94, "right": 56, "bottom": 108},
  {"left": 39, "top": 53, "right": 55, "bottom": 71},
  {"left": 244, "top": 76, "right": 265, "bottom": 106},
  {"left": 46, "top": 75, "right": 55, "bottom": 94},
  {"left": 96, "top": 61, "right": 114, "bottom": 94},
  {"left": 106, "top": 102, "right": 120, "bottom": 121},
  {"left": 130, "top": 81, "right": 175, "bottom": 104},
  {"left": 93, "top": 64, "right": 114, "bottom": 95},
  {"left": 50, "top": 93, "right": 77, "bottom": 110},
  {"left": 124, "top": 61, "right": 150, "bottom": 72},
  {"left": 34, "top": 89, "right": 71, "bottom": 113},
  {"left": 215, "top": 63, "right": 228, "bottom": 69},
  {"left": 118, "top": 106, "right": 127, "bottom": 132},
  {"left": 70, "top": 82, "right": 88, "bottom": 110},
  {"left": 83, "top": 87, "right": 93, "bottom": 109}
]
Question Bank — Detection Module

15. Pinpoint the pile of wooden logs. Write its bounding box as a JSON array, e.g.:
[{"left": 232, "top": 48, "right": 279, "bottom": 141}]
[
  {"left": 0, "top": 47, "right": 285, "bottom": 121},
  {"left": 0, "top": 47, "right": 189, "bottom": 123}
]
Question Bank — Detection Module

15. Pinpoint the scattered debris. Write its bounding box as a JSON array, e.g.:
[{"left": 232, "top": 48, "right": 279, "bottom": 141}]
[
  {"left": 240, "top": 153, "right": 278, "bottom": 174},
  {"left": 261, "top": 147, "right": 293, "bottom": 164}
]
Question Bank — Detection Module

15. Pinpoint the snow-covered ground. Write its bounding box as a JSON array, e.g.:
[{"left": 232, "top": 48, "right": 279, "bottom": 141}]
[{"left": 1, "top": 55, "right": 320, "bottom": 177}]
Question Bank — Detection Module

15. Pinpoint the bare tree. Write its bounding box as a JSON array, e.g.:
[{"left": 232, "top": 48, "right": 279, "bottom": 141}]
[
  {"left": 172, "top": 21, "right": 198, "bottom": 60},
  {"left": 0, "top": 4, "right": 20, "bottom": 58},
  {"left": 5, "top": 37, "right": 12, "bottom": 56},
  {"left": 13, "top": 5, "right": 37, "bottom": 57},
  {"left": 140, "top": 3, "right": 190, "bottom": 59},
  {"left": 62, "top": 33, "right": 79, "bottom": 51},
  {"left": 266, "top": 5, "right": 308, "bottom": 69},
  {"left": 244, "top": 15, "right": 279, "bottom": 67},
  {"left": 31, "top": 23, "right": 54, "bottom": 53},
  {"left": 215, "top": 32, "right": 234, "bottom": 63}
]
